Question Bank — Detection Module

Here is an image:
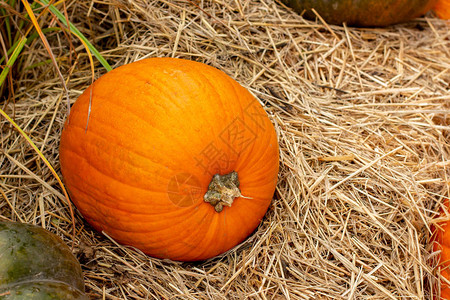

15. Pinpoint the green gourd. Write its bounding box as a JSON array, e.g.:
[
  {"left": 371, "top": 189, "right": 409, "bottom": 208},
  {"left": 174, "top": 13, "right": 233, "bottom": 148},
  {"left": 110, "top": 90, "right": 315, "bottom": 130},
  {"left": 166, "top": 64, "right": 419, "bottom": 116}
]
[{"left": 0, "top": 221, "right": 87, "bottom": 299}]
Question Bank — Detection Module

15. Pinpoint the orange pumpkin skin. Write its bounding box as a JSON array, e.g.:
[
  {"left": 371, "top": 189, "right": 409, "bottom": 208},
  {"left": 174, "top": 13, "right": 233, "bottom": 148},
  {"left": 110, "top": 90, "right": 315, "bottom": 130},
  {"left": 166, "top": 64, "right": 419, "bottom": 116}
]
[
  {"left": 433, "top": 0, "right": 450, "bottom": 19},
  {"left": 59, "top": 58, "right": 279, "bottom": 261},
  {"left": 433, "top": 202, "right": 450, "bottom": 299}
]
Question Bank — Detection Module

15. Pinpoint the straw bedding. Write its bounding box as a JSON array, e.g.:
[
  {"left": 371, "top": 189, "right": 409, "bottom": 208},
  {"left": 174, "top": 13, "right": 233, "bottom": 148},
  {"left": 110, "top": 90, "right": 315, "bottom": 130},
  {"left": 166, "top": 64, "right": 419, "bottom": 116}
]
[{"left": 1, "top": 0, "right": 449, "bottom": 299}]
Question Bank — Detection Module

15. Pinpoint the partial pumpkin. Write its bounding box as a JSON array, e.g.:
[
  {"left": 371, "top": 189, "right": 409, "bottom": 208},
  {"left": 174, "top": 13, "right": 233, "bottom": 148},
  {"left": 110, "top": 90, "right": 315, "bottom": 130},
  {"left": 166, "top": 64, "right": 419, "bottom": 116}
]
[
  {"left": 433, "top": 201, "right": 450, "bottom": 299},
  {"left": 433, "top": 0, "right": 450, "bottom": 19},
  {"left": 59, "top": 57, "right": 279, "bottom": 262},
  {"left": 281, "top": 0, "right": 438, "bottom": 26},
  {"left": 0, "top": 221, "right": 87, "bottom": 299}
]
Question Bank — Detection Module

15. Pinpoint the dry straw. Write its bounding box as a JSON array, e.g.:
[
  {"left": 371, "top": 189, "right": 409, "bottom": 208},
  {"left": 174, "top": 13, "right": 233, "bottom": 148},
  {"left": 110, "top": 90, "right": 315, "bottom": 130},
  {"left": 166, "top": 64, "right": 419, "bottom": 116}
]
[{"left": 1, "top": 0, "right": 449, "bottom": 299}]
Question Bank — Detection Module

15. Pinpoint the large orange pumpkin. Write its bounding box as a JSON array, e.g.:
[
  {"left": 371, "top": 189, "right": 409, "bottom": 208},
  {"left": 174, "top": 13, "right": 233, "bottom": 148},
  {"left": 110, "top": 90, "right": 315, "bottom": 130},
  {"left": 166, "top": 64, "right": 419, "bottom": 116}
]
[
  {"left": 433, "top": 201, "right": 450, "bottom": 299},
  {"left": 281, "top": 0, "right": 438, "bottom": 27},
  {"left": 59, "top": 58, "right": 279, "bottom": 261}
]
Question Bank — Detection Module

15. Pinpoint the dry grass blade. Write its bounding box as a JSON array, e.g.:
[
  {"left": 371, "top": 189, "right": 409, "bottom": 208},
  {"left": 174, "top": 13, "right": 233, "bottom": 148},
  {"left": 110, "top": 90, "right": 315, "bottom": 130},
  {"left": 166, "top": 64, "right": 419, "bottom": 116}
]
[
  {"left": 20, "top": 0, "right": 70, "bottom": 105},
  {"left": 0, "top": 106, "right": 75, "bottom": 243},
  {"left": 38, "top": 0, "right": 113, "bottom": 72}
]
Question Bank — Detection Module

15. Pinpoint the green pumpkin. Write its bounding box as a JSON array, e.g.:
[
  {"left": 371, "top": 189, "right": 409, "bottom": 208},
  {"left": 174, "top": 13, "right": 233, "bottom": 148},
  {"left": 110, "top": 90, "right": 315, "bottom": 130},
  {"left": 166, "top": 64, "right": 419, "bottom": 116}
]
[
  {"left": 0, "top": 221, "right": 88, "bottom": 299},
  {"left": 281, "top": 0, "right": 437, "bottom": 26}
]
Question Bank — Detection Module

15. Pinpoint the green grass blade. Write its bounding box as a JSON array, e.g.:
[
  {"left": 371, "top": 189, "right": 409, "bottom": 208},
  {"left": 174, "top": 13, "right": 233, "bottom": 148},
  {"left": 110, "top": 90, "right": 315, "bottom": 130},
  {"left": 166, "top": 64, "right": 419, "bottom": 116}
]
[
  {"left": 1, "top": 7, "right": 13, "bottom": 46},
  {"left": 0, "top": 36, "right": 27, "bottom": 87},
  {"left": 38, "top": 0, "right": 113, "bottom": 72},
  {"left": 0, "top": 28, "right": 61, "bottom": 66},
  {"left": 0, "top": 39, "right": 21, "bottom": 66}
]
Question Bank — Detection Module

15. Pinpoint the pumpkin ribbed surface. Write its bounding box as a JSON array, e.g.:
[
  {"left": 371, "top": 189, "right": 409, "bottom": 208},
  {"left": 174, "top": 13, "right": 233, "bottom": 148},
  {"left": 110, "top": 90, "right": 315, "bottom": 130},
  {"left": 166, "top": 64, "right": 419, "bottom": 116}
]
[{"left": 59, "top": 57, "right": 279, "bottom": 261}]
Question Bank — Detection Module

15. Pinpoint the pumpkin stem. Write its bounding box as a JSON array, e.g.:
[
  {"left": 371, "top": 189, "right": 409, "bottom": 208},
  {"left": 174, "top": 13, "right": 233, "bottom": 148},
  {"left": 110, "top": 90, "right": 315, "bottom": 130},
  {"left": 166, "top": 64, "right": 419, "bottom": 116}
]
[{"left": 204, "top": 171, "right": 243, "bottom": 212}]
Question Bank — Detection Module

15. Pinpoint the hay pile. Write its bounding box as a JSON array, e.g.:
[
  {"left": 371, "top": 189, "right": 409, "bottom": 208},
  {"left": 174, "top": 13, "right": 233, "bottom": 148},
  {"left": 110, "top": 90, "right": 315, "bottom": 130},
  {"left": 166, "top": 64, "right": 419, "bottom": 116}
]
[{"left": 1, "top": 0, "right": 449, "bottom": 299}]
